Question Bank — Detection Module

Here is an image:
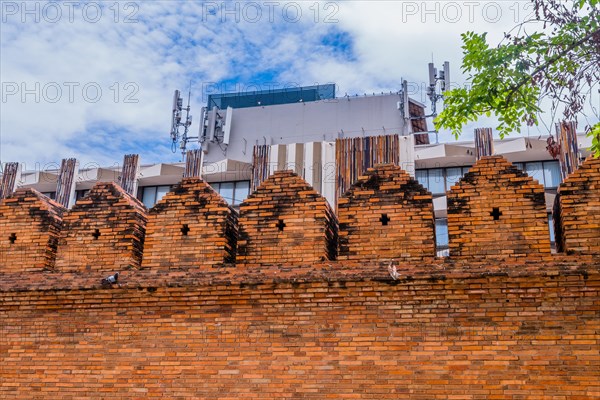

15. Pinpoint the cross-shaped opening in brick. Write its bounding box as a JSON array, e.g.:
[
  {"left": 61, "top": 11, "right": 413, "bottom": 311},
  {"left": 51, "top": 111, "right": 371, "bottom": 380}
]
[
  {"left": 276, "top": 219, "right": 286, "bottom": 231},
  {"left": 380, "top": 214, "right": 390, "bottom": 226},
  {"left": 8, "top": 233, "right": 16, "bottom": 244},
  {"left": 181, "top": 224, "right": 190, "bottom": 236},
  {"left": 92, "top": 229, "right": 101, "bottom": 240},
  {"left": 490, "top": 207, "right": 502, "bottom": 221}
]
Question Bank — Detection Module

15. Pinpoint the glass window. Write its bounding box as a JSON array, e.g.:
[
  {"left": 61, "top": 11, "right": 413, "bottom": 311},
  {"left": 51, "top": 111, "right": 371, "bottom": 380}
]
[
  {"left": 435, "top": 218, "right": 449, "bottom": 248},
  {"left": 548, "top": 214, "right": 555, "bottom": 243},
  {"left": 428, "top": 169, "right": 445, "bottom": 194},
  {"left": 233, "top": 181, "right": 250, "bottom": 205},
  {"left": 76, "top": 190, "right": 90, "bottom": 200},
  {"left": 415, "top": 170, "right": 428, "bottom": 191},
  {"left": 219, "top": 182, "right": 235, "bottom": 204},
  {"left": 525, "top": 162, "right": 544, "bottom": 184},
  {"left": 156, "top": 186, "right": 171, "bottom": 204},
  {"left": 543, "top": 161, "right": 561, "bottom": 188},
  {"left": 210, "top": 181, "right": 251, "bottom": 205},
  {"left": 42, "top": 192, "right": 56, "bottom": 200},
  {"left": 140, "top": 185, "right": 171, "bottom": 208},
  {"left": 446, "top": 167, "right": 463, "bottom": 189},
  {"left": 513, "top": 162, "right": 523, "bottom": 171},
  {"left": 142, "top": 187, "right": 157, "bottom": 209}
]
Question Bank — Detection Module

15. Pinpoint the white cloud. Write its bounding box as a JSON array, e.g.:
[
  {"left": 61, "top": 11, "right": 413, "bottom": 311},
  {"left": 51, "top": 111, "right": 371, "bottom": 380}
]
[{"left": 1, "top": 0, "right": 598, "bottom": 167}]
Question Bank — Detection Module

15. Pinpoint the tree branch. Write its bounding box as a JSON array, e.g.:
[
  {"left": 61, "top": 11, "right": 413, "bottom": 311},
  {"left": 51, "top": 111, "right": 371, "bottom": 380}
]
[{"left": 504, "top": 27, "right": 600, "bottom": 106}]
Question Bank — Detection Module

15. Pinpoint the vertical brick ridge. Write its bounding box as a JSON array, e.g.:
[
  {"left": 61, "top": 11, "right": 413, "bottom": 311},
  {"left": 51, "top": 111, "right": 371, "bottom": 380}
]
[
  {"left": 0, "top": 188, "right": 65, "bottom": 272},
  {"left": 55, "top": 181, "right": 147, "bottom": 273},
  {"left": 237, "top": 170, "right": 338, "bottom": 266},
  {"left": 338, "top": 163, "right": 435, "bottom": 261},
  {"left": 555, "top": 155, "right": 600, "bottom": 255},
  {"left": 142, "top": 178, "right": 238, "bottom": 269},
  {"left": 447, "top": 155, "right": 551, "bottom": 258}
]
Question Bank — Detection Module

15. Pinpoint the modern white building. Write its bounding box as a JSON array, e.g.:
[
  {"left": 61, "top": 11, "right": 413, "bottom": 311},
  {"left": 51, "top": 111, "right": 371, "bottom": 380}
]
[{"left": 3, "top": 86, "right": 593, "bottom": 254}]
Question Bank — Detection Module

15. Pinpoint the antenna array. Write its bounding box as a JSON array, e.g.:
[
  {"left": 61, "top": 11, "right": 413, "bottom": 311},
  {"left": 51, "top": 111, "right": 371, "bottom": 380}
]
[
  {"left": 427, "top": 61, "right": 450, "bottom": 106},
  {"left": 399, "top": 61, "right": 451, "bottom": 144},
  {"left": 169, "top": 84, "right": 196, "bottom": 157},
  {"left": 199, "top": 106, "right": 233, "bottom": 148}
]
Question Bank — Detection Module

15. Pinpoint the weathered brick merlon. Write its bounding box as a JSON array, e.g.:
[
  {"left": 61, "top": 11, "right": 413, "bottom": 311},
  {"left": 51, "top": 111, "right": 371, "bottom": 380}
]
[{"left": 1, "top": 157, "right": 599, "bottom": 272}]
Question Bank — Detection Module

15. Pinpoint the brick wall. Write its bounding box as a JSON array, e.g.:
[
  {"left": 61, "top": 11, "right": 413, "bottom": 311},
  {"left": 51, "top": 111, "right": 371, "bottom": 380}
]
[
  {"left": 237, "top": 170, "right": 337, "bottom": 265},
  {"left": 554, "top": 156, "right": 600, "bottom": 255},
  {"left": 1, "top": 160, "right": 600, "bottom": 398},
  {"left": 338, "top": 164, "right": 435, "bottom": 260},
  {"left": 0, "top": 188, "right": 64, "bottom": 272},
  {"left": 55, "top": 182, "right": 147, "bottom": 272},
  {"left": 1, "top": 258, "right": 598, "bottom": 398},
  {"left": 447, "top": 156, "right": 551, "bottom": 258},
  {"left": 142, "top": 178, "right": 237, "bottom": 269}
]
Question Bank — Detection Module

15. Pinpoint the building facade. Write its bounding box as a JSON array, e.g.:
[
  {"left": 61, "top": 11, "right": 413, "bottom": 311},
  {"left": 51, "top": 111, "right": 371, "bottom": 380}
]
[{"left": 2, "top": 87, "right": 594, "bottom": 254}]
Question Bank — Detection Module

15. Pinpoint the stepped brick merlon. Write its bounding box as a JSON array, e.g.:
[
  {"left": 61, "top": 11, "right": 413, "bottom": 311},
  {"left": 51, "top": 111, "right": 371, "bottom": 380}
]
[
  {"left": 1, "top": 158, "right": 600, "bottom": 398},
  {"left": 338, "top": 164, "right": 435, "bottom": 260},
  {"left": 447, "top": 156, "right": 551, "bottom": 258},
  {"left": 54, "top": 181, "right": 147, "bottom": 272},
  {"left": 555, "top": 156, "right": 600, "bottom": 255},
  {"left": 0, "top": 188, "right": 65, "bottom": 272},
  {"left": 237, "top": 170, "right": 337, "bottom": 265},
  {"left": 142, "top": 178, "right": 238, "bottom": 269}
]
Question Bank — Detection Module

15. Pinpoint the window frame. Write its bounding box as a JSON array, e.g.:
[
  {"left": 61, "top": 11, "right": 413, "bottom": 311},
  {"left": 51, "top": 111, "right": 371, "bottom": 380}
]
[
  {"left": 514, "top": 160, "right": 561, "bottom": 189},
  {"left": 415, "top": 166, "right": 472, "bottom": 195},
  {"left": 210, "top": 180, "right": 251, "bottom": 206},
  {"left": 139, "top": 185, "right": 173, "bottom": 209}
]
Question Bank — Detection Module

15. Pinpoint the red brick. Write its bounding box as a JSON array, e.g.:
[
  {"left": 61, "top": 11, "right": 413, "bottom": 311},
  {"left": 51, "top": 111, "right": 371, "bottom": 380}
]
[
  {"left": 0, "top": 188, "right": 65, "bottom": 272},
  {"left": 237, "top": 170, "right": 337, "bottom": 265},
  {"left": 338, "top": 164, "right": 435, "bottom": 261},
  {"left": 142, "top": 178, "right": 237, "bottom": 269},
  {"left": 447, "top": 156, "right": 551, "bottom": 258},
  {"left": 54, "top": 182, "right": 147, "bottom": 272},
  {"left": 554, "top": 156, "right": 600, "bottom": 255}
]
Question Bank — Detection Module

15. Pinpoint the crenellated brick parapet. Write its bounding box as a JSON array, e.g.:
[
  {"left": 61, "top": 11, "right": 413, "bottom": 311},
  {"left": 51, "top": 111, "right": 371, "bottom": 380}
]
[
  {"left": 338, "top": 164, "right": 435, "bottom": 261},
  {"left": 1, "top": 156, "right": 598, "bottom": 272},
  {"left": 1, "top": 158, "right": 600, "bottom": 398},
  {"left": 0, "top": 188, "right": 65, "bottom": 272},
  {"left": 142, "top": 178, "right": 237, "bottom": 269},
  {"left": 237, "top": 170, "right": 338, "bottom": 266},
  {"left": 54, "top": 182, "right": 147, "bottom": 272},
  {"left": 554, "top": 155, "right": 600, "bottom": 255},
  {"left": 447, "top": 156, "right": 551, "bottom": 258}
]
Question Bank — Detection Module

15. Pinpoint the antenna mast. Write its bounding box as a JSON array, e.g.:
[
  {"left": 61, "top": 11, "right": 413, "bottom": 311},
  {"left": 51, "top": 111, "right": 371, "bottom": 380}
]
[
  {"left": 169, "top": 81, "right": 198, "bottom": 158},
  {"left": 399, "top": 61, "right": 450, "bottom": 144}
]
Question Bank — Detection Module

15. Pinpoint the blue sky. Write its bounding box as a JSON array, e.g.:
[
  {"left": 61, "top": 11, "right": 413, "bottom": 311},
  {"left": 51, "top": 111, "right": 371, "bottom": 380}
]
[{"left": 1, "top": 1, "right": 598, "bottom": 167}]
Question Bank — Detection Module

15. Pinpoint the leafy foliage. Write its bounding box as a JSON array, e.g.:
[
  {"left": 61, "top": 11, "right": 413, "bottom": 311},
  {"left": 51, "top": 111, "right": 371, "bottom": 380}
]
[{"left": 435, "top": 0, "right": 600, "bottom": 156}]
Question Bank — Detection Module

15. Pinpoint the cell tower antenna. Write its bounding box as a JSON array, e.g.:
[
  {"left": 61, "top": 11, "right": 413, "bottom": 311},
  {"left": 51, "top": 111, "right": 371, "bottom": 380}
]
[
  {"left": 399, "top": 61, "right": 451, "bottom": 144},
  {"left": 169, "top": 80, "right": 198, "bottom": 159},
  {"left": 425, "top": 60, "right": 450, "bottom": 113}
]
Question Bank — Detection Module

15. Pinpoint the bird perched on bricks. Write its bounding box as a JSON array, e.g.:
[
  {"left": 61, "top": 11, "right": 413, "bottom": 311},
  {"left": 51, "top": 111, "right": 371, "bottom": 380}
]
[
  {"left": 101, "top": 272, "right": 119, "bottom": 286},
  {"left": 387, "top": 262, "right": 400, "bottom": 280}
]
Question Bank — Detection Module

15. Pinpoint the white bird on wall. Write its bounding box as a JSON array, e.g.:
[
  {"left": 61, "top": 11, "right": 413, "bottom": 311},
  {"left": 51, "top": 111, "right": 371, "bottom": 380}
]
[{"left": 387, "top": 262, "right": 400, "bottom": 280}]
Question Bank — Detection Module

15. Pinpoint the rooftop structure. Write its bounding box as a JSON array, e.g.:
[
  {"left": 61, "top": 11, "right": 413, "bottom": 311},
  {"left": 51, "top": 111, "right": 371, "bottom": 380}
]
[{"left": 206, "top": 83, "right": 336, "bottom": 110}]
